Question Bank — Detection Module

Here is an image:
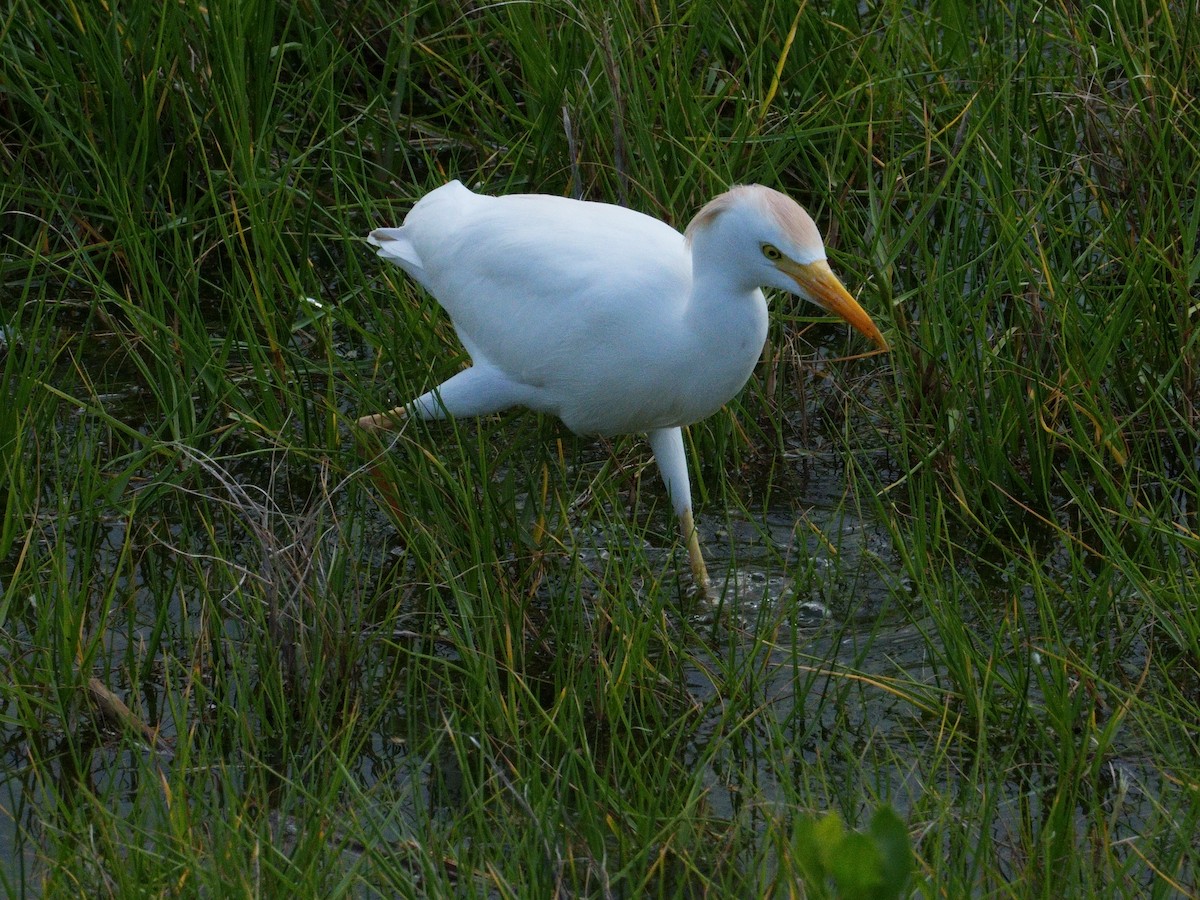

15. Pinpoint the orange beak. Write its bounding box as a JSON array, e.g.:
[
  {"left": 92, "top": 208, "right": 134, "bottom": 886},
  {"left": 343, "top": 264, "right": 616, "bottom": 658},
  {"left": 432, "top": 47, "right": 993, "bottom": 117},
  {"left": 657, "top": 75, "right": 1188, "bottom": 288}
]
[{"left": 780, "top": 258, "right": 889, "bottom": 351}]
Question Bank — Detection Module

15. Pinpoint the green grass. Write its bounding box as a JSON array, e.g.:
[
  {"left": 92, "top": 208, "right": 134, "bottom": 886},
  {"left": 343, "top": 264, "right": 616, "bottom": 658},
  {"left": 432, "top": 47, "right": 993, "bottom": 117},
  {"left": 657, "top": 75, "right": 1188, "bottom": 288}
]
[{"left": 2, "top": 0, "right": 1198, "bottom": 896}]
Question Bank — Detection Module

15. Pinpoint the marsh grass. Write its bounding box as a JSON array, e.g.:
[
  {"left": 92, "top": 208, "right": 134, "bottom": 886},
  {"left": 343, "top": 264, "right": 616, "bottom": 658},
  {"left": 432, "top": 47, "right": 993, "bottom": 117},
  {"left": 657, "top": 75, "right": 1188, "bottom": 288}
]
[{"left": 2, "top": 0, "right": 1198, "bottom": 896}]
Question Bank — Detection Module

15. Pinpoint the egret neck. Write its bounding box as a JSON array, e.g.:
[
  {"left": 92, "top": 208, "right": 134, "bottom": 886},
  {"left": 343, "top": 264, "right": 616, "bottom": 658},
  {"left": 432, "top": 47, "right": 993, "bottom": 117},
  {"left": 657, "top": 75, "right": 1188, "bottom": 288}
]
[{"left": 681, "top": 219, "right": 771, "bottom": 414}]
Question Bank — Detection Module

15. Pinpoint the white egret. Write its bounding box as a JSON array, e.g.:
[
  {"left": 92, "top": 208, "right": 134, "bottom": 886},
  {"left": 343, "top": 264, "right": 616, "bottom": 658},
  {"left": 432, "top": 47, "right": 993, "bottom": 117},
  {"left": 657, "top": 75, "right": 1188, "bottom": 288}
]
[{"left": 357, "top": 180, "right": 888, "bottom": 593}]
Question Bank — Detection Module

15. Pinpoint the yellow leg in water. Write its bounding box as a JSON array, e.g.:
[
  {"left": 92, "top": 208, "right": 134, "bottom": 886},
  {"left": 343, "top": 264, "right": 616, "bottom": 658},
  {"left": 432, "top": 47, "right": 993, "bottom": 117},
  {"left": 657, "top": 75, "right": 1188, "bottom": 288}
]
[
  {"left": 679, "top": 506, "right": 709, "bottom": 594},
  {"left": 357, "top": 406, "right": 408, "bottom": 432}
]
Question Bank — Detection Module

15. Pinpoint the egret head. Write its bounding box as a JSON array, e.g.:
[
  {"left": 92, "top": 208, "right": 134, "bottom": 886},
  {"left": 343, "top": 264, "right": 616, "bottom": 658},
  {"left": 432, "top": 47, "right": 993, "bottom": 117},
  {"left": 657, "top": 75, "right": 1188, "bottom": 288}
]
[{"left": 686, "top": 185, "right": 889, "bottom": 351}]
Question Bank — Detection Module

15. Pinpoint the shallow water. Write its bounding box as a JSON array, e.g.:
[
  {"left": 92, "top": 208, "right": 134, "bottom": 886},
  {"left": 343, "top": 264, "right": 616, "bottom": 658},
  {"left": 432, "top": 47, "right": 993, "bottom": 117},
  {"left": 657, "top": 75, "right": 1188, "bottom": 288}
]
[
  {"left": 0, "top": 326, "right": 1183, "bottom": 892},
  {"left": 0, "top": 440, "right": 1176, "bottom": 894}
]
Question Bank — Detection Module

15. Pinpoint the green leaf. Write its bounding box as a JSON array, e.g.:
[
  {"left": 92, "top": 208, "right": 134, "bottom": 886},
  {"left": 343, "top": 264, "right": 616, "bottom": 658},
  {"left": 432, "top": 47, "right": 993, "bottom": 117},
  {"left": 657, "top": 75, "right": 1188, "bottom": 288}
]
[
  {"left": 830, "top": 831, "right": 885, "bottom": 896},
  {"left": 869, "top": 806, "right": 915, "bottom": 897}
]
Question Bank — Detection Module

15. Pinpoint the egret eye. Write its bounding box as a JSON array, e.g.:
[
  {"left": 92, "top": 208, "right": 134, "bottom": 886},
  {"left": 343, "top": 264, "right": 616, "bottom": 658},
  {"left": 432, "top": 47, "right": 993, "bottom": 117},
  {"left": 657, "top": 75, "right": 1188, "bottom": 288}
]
[{"left": 761, "top": 244, "right": 783, "bottom": 261}]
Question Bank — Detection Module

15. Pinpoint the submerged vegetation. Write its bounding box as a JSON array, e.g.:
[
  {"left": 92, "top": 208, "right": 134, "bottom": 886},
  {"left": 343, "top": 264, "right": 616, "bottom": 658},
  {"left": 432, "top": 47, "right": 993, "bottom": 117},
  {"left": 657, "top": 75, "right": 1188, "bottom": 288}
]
[{"left": 2, "top": 0, "right": 1197, "bottom": 896}]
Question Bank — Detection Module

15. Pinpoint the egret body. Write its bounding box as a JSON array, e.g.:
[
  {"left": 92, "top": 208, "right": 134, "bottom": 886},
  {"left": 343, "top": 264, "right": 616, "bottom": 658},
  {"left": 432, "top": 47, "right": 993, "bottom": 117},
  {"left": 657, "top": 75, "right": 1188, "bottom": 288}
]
[{"left": 358, "top": 181, "right": 888, "bottom": 593}]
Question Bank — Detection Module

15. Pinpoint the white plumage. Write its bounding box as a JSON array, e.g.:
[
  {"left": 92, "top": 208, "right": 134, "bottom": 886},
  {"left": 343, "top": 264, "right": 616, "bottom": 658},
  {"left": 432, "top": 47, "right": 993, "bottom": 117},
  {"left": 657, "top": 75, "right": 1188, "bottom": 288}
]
[{"left": 359, "top": 180, "right": 888, "bottom": 592}]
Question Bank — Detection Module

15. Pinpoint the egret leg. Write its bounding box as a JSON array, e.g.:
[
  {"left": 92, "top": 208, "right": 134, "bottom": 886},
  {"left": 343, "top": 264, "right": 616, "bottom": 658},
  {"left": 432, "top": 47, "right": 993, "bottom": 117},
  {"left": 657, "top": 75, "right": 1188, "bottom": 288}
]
[
  {"left": 357, "top": 365, "right": 532, "bottom": 432},
  {"left": 647, "top": 427, "right": 710, "bottom": 592},
  {"left": 678, "top": 506, "right": 710, "bottom": 593},
  {"left": 357, "top": 405, "right": 408, "bottom": 432}
]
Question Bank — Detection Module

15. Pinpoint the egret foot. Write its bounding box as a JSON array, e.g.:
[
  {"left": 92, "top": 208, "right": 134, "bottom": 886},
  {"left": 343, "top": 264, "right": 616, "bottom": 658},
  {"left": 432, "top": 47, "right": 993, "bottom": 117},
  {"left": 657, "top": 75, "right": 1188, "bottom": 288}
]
[{"left": 356, "top": 406, "right": 407, "bottom": 432}]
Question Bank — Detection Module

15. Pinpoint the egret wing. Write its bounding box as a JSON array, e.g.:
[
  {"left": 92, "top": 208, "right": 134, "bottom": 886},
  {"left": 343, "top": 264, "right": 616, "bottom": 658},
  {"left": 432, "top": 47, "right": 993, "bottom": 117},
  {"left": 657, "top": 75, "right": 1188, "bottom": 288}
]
[{"left": 397, "top": 189, "right": 692, "bottom": 381}]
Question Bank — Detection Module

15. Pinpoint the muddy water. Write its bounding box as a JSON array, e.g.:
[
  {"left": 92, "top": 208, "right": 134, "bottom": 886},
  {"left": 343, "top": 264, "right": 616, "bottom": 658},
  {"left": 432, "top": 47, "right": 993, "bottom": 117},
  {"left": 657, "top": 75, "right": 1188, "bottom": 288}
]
[{"left": 0, "top": 350, "right": 1171, "bottom": 891}]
